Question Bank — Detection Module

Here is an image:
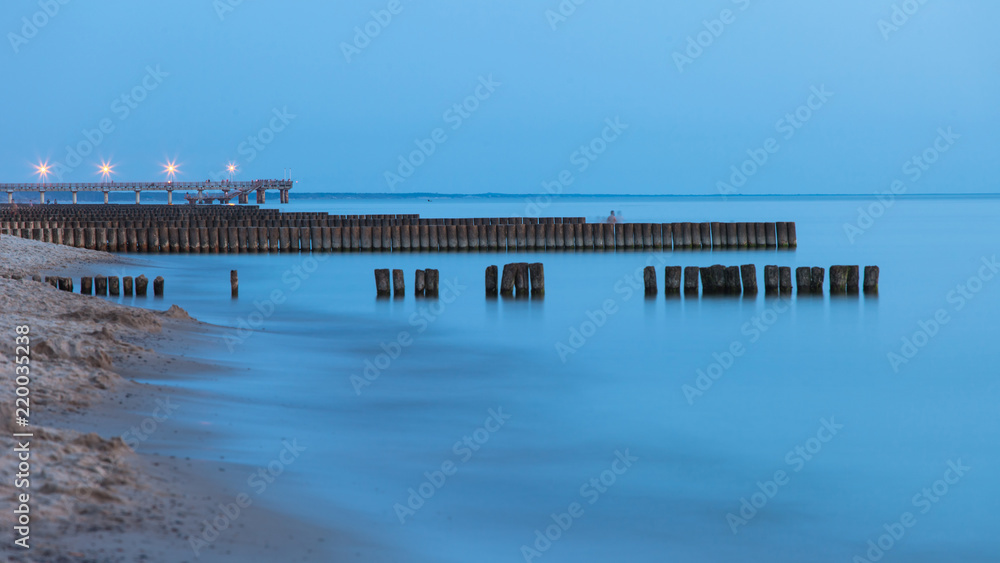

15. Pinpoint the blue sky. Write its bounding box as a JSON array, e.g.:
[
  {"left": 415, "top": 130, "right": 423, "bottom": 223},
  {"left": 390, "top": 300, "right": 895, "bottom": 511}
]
[{"left": 2, "top": 0, "right": 997, "bottom": 194}]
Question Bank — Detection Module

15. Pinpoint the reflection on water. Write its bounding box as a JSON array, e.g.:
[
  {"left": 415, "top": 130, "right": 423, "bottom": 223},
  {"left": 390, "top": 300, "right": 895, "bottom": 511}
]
[{"left": 104, "top": 197, "right": 999, "bottom": 562}]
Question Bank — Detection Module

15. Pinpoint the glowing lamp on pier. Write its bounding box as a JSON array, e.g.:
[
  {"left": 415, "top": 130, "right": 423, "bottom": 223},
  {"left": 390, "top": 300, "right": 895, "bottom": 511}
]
[
  {"left": 97, "top": 160, "right": 115, "bottom": 183},
  {"left": 226, "top": 162, "right": 238, "bottom": 182},
  {"left": 34, "top": 161, "right": 51, "bottom": 183},
  {"left": 162, "top": 159, "right": 180, "bottom": 182}
]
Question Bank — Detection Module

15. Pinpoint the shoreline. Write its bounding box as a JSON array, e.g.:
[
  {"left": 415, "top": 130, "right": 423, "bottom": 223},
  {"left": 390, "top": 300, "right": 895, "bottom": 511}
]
[{"left": 0, "top": 236, "right": 338, "bottom": 562}]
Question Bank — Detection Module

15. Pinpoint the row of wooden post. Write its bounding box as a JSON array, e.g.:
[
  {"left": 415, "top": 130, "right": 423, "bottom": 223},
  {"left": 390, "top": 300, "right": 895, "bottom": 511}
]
[
  {"left": 2, "top": 221, "right": 797, "bottom": 254},
  {"left": 375, "top": 268, "right": 439, "bottom": 298},
  {"left": 642, "top": 265, "right": 879, "bottom": 296},
  {"left": 35, "top": 274, "right": 164, "bottom": 296}
]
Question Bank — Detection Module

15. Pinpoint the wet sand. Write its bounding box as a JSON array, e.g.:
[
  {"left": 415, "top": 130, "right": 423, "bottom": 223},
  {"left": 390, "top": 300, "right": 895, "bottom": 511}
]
[{"left": 0, "top": 236, "right": 341, "bottom": 562}]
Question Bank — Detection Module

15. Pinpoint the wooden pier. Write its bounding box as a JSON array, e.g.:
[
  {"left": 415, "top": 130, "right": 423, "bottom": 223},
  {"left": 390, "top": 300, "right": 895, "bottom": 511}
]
[{"left": 0, "top": 179, "right": 292, "bottom": 205}]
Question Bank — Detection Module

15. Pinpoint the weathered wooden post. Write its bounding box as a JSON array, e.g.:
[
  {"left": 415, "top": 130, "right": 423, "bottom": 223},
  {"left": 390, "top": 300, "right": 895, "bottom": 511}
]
[
  {"left": 415, "top": 269, "right": 426, "bottom": 296},
  {"left": 847, "top": 266, "right": 860, "bottom": 293},
  {"left": 168, "top": 227, "right": 180, "bottom": 253},
  {"left": 710, "top": 222, "right": 722, "bottom": 248},
  {"left": 787, "top": 222, "right": 797, "bottom": 247},
  {"left": 795, "top": 267, "right": 811, "bottom": 294},
  {"left": 829, "top": 266, "right": 847, "bottom": 293},
  {"left": 123, "top": 276, "right": 133, "bottom": 296},
  {"left": 513, "top": 263, "right": 529, "bottom": 297},
  {"left": 57, "top": 277, "right": 73, "bottom": 292},
  {"left": 701, "top": 265, "right": 726, "bottom": 295},
  {"left": 485, "top": 265, "right": 498, "bottom": 297},
  {"left": 740, "top": 264, "right": 757, "bottom": 295},
  {"left": 81, "top": 276, "right": 93, "bottom": 295},
  {"left": 700, "top": 223, "right": 712, "bottom": 248},
  {"left": 724, "top": 266, "right": 742, "bottom": 295},
  {"left": 664, "top": 266, "right": 682, "bottom": 295},
  {"left": 764, "top": 265, "right": 779, "bottom": 294},
  {"left": 392, "top": 269, "right": 405, "bottom": 297},
  {"left": 500, "top": 264, "right": 515, "bottom": 296},
  {"left": 231, "top": 270, "right": 239, "bottom": 298},
  {"left": 643, "top": 266, "right": 657, "bottom": 297},
  {"left": 109, "top": 276, "right": 120, "bottom": 296},
  {"left": 776, "top": 222, "right": 789, "bottom": 248},
  {"left": 755, "top": 223, "right": 766, "bottom": 248},
  {"left": 374, "top": 269, "right": 391, "bottom": 297},
  {"left": 684, "top": 266, "right": 699, "bottom": 295},
  {"left": 529, "top": 263, "right": 544, "bottom": 296},
  {"left": 153, "top": 276, "right": 164, "bottom": 297},
  {"left": 95, "top": 276, "right": 108, "bottom": 296},
  {"left": 425, "top": 269, "right": 439, "bottom": 297},
  {"left": 864, "top": 266, "right": 879, "bottom": 293},
  {"left": 764, "top": 223, "right": 776, "bottom": 248},
  {"left": 135, "top": 275, "right": 148, "bottom": 297},
  {"left": 779, "top": 267, "right": 792, "bottom": 294},
  {"left": 810, "top": 267, "right": 825, "bottom": 294},
  {"left": 179, "top": 227, "right": 190, "bottom": 253}
]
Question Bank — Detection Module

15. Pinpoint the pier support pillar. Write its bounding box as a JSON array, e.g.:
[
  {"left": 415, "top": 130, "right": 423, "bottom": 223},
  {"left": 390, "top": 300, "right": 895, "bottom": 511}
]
[
  {"left": 135, "top": 190, "right": 141, "bottom": 204},
  {"left": 72, "top": 191, "right": 77, "bottom": 204},
  {"left": 103, "top": 191, "right": 109, "bottom": 204},
  {"left": 39, "top": 191, "right": 45, "bottom": 204},
  {"left": 257, "top": 188, "right": 265, "bottom": 204},
  {"left": 7, "top": 192, "right": 12, "bottom": 204},
  {"left": 167, "top": 190, "right": 173, "bottom": 205}
]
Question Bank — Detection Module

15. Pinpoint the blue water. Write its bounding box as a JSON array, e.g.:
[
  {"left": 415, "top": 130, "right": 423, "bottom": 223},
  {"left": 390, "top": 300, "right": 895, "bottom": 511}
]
[{"left": 87, "top": 196, "right": 1000, "bottom": 562}]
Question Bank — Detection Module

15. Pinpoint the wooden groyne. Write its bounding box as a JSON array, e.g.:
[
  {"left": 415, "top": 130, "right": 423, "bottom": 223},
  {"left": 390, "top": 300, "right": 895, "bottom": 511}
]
[
  {"left": 642, "top": 264, "right": 877, "bottom": 297},
  {"left": 6, "top": 273, "right": 162, "bottom": 297},
  {"left": 0, "top": 204, "right": 796, "bottom": 253}
]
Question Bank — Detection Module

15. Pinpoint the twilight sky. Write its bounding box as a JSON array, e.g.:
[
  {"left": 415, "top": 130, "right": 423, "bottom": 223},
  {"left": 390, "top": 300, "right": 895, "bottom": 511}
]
[{"left": 3, "top": 0, "right": 997, "bottom": 194}]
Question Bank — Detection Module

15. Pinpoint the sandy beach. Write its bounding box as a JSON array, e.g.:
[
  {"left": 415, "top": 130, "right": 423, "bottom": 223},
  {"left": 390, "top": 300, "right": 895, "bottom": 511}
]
[{"left": 0, "top": 235, "right": 336, "bottom": 562}]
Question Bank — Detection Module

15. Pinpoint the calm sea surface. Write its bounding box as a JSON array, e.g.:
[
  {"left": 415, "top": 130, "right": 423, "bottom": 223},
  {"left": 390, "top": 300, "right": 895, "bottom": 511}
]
[{"left": 83, "top": 196, "right": 1000, "bottom": 562}]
